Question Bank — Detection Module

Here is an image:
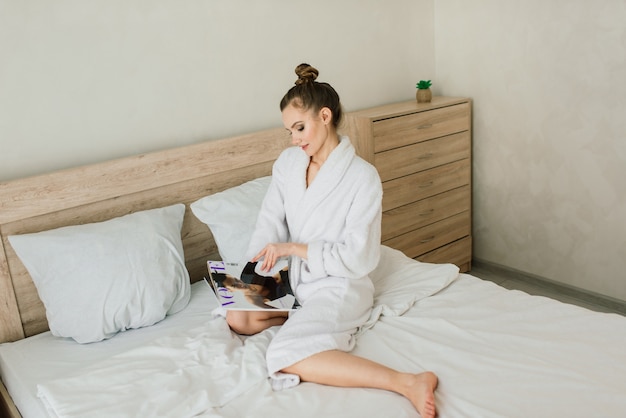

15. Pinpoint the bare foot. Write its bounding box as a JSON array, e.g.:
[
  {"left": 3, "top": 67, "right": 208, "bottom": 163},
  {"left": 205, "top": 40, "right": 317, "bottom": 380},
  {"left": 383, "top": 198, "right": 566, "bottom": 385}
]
[{"left": 403, "top": 371, "right": 438, "bottom": 418}]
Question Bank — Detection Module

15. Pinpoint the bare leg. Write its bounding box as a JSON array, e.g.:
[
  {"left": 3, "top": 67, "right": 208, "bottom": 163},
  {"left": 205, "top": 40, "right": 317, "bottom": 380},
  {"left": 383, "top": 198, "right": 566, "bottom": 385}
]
[
  {"left": 283, "top": 350, "right": 438, "bottom": 418},
  {"left": 226, "top": 310, "right": 289, "bottom": 335}
]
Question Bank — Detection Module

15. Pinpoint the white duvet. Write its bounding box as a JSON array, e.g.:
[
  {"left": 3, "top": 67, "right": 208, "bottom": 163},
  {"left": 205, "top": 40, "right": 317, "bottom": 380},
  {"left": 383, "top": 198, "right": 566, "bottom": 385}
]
[{"left": 38, "top": 320, "right": 271, "bottom": 417}]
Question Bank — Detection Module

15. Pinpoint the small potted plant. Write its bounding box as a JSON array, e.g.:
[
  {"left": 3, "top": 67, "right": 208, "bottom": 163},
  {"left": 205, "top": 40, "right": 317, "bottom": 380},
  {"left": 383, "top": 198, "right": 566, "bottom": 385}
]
[{"left": 416, "top": 80, "right": 432, "bottom": 103}]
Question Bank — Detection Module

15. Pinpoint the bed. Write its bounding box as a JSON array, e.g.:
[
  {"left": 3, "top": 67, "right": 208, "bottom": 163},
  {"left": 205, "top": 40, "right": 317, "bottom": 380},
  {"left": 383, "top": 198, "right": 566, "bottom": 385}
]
[{"left": 1, "top": 126, "right": 626, "bottom": 418}]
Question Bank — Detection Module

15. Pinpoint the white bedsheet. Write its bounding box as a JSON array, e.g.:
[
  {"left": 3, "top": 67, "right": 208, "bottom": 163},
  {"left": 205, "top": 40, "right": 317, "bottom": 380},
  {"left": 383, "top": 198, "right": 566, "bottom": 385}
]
[
  {"left": 359, "top": 276, "right": 626, "bottom": 417},
  {"left": 2, "top": 246, "right": 626, "bottom": 418}
]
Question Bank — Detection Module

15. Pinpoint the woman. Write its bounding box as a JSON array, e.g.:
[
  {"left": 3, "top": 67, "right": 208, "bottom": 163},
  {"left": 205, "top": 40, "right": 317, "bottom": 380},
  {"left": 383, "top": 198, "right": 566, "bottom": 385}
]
[{"left": 226, "top": 63, "right": 438, "bottom": 418}]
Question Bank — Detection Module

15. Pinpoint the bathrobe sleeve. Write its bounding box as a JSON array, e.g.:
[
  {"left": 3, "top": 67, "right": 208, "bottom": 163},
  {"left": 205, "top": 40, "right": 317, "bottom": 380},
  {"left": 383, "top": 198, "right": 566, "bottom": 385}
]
[
  {"left": 244, "top": 156, "right": 292, "bottom": 261},
  {"left": 305, "top": 160, "right": 382, "bottom": 282}
]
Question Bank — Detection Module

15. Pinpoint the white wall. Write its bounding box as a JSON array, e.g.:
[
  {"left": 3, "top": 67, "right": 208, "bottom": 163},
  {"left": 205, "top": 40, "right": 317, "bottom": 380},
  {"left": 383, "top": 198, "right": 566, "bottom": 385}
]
[
  {"left": 435, "top": 0, "right": 626, "bottom": 301},
  {"left": 6, "top": 0, "right": 622, "bottom": 302},
  {"left": 0, "top": 0, "right": 434, "bottom": 181}
]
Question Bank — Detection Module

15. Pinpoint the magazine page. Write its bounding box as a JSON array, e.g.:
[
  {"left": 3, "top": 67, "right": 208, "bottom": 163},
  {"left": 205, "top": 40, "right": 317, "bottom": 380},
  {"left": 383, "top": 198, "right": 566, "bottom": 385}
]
[{"left": 206, "top": 260, "right": 299, "bottom": 311}]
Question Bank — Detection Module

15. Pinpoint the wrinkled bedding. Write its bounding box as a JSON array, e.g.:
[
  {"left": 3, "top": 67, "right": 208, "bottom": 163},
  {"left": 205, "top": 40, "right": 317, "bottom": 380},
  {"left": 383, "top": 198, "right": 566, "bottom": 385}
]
[
  {"left": 32, "top": 246, "right": 457, "bottom": 417},
  {"left": 3, "top": 246, "right": 626, "bottom": 417}
]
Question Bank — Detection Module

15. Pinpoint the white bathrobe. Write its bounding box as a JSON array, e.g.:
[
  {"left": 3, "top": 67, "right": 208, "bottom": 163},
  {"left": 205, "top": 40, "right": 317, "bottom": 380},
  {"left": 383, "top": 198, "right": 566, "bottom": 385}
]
[{"left": 245, "top": 136, "right": 383, "bottom": 389}]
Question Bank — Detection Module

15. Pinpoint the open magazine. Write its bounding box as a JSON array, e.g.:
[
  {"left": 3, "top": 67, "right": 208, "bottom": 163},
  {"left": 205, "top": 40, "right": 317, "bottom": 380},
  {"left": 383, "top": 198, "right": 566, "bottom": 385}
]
[{"left": 205, "top": 259, "right": 300, "bottom": 311}]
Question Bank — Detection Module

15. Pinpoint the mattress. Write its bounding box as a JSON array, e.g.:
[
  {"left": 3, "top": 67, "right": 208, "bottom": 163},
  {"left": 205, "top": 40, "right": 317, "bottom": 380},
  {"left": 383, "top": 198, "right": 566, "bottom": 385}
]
[{"left": 2, "top": 248, "right": 626, "bottom": 418}]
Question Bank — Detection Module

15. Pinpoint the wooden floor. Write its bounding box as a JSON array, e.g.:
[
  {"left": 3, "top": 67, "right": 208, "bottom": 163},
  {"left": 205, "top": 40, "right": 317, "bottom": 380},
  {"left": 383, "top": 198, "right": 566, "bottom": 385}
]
[{"left": 470, "top": 260, "right": 626, "bottom": 316}]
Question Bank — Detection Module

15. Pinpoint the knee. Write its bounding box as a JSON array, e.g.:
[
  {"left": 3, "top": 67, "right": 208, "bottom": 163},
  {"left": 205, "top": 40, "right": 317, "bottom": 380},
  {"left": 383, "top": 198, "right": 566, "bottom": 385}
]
[
  {"left": 226, "top": 310, "right": 288, "bottom": 335},
  {"left": 226, "top": 311, "right": 255, "bottom": 335}
]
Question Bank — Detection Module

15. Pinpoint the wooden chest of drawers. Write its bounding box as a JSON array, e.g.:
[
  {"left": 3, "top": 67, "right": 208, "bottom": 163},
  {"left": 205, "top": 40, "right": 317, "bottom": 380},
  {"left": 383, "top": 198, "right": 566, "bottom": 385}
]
[{"left": 344, "top": 97, "right": 472, "bottom": 272}]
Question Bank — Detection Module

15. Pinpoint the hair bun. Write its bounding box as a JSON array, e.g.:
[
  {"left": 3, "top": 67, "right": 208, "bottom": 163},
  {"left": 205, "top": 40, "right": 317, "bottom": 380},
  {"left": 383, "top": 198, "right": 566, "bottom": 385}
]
[{"left": 294, "top": 63, "right": 319, "bottom": 85}]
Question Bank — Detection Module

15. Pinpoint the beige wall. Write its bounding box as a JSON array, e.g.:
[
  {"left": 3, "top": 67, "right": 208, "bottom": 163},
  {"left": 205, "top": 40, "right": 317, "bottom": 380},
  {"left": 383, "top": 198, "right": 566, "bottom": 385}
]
[
  {"left": 0, "top": 0, "right": 434, "bottom": 181},
  {"left": 435, "top": 0, "right": 626, "bottom": 301}
]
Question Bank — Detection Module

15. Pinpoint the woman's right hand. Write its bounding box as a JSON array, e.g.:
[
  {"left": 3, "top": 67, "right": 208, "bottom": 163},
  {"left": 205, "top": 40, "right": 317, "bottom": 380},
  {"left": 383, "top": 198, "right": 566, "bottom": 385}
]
[{"left": 252, "top": 242, "right": 307, "bottom": 272}]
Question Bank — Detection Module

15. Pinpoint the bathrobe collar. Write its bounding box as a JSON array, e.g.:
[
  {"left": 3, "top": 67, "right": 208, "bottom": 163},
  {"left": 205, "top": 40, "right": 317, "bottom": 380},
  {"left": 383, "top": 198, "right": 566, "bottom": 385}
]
[{"left": 290, "top": 136, "right": 355, "bottom": 238}]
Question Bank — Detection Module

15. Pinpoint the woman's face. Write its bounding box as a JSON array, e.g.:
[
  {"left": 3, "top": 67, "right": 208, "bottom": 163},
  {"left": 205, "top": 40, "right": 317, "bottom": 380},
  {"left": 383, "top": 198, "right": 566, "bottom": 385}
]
[{"left": 282, "top": 103, "right": 335, "bottom": 159}]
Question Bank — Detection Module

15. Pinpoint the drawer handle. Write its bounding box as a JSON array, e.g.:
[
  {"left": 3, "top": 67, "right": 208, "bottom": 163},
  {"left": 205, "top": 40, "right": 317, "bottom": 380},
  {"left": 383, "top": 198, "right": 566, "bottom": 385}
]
[
  {"left": 420, "top": 236, "right": 435, "bottom": 244},
  {"left": 418, "top": 181, "right": 434, "bottom": 188},
  {"left": 418, "top": 152, "right": 434, "bottom": 160},
  {"left": 417, "top": 124, "right": 433, "bottom": 130},
  {"left": 419, "top": 209, "right": 435, "bottom": 217}
]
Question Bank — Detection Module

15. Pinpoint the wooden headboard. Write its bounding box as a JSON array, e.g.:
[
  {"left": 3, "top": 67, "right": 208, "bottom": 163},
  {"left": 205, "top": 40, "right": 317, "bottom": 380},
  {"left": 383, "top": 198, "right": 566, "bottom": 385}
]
[{"left": 0, "top": 127, "right": 290, "bottom": 344}]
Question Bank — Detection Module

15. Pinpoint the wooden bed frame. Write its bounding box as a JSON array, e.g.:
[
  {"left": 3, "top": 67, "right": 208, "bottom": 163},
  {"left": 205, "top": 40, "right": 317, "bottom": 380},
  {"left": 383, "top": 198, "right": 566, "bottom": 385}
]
[
  {"left": 0, "top": 127, "right": 290, "bottom": 344},
  {"left": 0, "top": 127, "right": 290, "bottom": 417}
]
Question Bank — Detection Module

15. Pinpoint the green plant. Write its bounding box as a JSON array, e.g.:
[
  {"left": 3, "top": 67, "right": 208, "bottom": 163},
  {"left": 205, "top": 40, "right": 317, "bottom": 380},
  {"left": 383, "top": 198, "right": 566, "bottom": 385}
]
[{"left": 416, "top": 80, "right": 432, "bottom": 89}]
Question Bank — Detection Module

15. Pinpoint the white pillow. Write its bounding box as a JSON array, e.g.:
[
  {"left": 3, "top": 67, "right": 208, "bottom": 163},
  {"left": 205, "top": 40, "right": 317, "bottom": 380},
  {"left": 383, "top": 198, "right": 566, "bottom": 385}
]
[
  {"left": 8, "top": 204, "right": 190, "bottom": 344},
  {"left": 190, "top": 176, "right": 271, "bottom": 264}
]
